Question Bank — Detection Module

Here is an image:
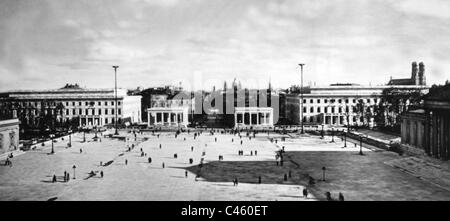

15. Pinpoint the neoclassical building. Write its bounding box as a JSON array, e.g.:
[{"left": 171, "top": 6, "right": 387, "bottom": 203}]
[
  {"left": 286, "top": 84, "right": 428, "bottom": 127},
  {"left": 0, "top": 119, "right": 19, "bottom": 155},
  {"left": 0, "top": 84, "right": 142, "bottom": 128}
]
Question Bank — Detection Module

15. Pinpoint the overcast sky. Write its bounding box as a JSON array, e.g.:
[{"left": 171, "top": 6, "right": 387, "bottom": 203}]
[{"left": 0, "top": 0, "right": 449, "bottom": 91}]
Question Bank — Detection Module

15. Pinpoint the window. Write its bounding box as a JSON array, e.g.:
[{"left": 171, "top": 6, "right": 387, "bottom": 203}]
[
  {"left": 118, "top": 109, "right": 121, "bottom": 115},
  {"left": 332, "top": 107, "right": 335, "bottom": 113},
  {"left": 105, "top": 118, "right": 108, "bottom": 124},
  {"left": 111, "top": 101, "right": 114, "bottom": 106},
  {"left": 310, "top": 107, "right": 314, "bottom": 113},
  {"left": 338, "top": 99, "right": 342, "bottom": 103},
  {"left": 324, "top": 107, "right": 328, "bottom": 113},
  {"left": 118, "top": 101, "right": 121, "bottom": 106},
  {"left": 346, "top": 106, "right": 349, "bottom": 113},
  {"left": 317, "top": 99, "right": 321, "bottom": 103},
  {"left": 310, "top": 99, "right": 313, "bottom": 103},
  {"left": 98, "top": 109, "right": 102, "bottom": 115},
  {"left": 338, "top": 107, "right": 342, "bottom": 113},
  {"left": 317, "top": 107, "right": 321, "bottom": 112},
  {"left": 345, "top": 99, "right": 349, "bottom": 103},
  {"left": 79, "top": 102, "right": 82, "bottom": 106},
  {"left": 66, "top": 110, "right": 69, "bottom": 115},
  {"left": 111, "top": 109, "right": 115, "bottom": 115},
  {"left": 303, "top": 99, "right": 306, "bottom": 103},
  {"left": 85, "top": 102, "right": 88, "bottom": 106},
  {"left": 325, "top": 99, "right": 328, "bottom": 103},
  {"left": 374, "top": 99, "right": 378, "bottom": 104},
  {"left": 72, "top": 102, "right": 75, "bottom": 106},
  {"left": 98, "top": 102, "right": 101, "bottom": 106},
  {"left": 105, "top": 109, "right": 108, "bottom": 115},
  {"left": 303, "top": 107, "right": 307, "bottom": 113},
  {"left": 310, "top": 116, "right": 314, "bottom": 122},
  {"left": 66, "top": 102, "right": 69, "bottom": 106},
  {"left": 367, "top": 99, "right": 370, "bottom": 103},
  {"left": 105, "top": 102, "right": 108, "bottom": 106},
  {"left": 353, "top": 99, "right": 356, "bottom": 103}
]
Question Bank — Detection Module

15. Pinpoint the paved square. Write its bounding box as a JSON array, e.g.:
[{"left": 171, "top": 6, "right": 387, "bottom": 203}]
[{"left": 1, "top": 130, "right": 449, "bottom": 201}]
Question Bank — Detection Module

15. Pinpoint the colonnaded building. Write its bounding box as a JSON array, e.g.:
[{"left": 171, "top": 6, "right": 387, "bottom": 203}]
[{"left": 0, "top": 84, "right": 142, "bottom": 129}]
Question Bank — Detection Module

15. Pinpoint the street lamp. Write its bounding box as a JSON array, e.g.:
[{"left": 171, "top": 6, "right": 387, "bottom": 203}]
[
  {"left": 359, "top": 135, "right": 364, "bottom": 155},
  {"left": 344, "top": 131, "right": 347, "bottom": 148},
  {"left": 50, "top": 134, "right": 55, "bottom": 154},
  {"left": 321, "top": 124, "right": 324, "bottom": 139},
  {"left": 72, "top": 165, "right": 76, "bottom": 179},
  {"left": 322, "top": 166, "right": 326, "bottom": 181},
  {"left": 113, "top": 65, "right": 119, "bottom": 135},
  {"left": 68, "top": 130, "right": 72, "bottom": 147},
  {"left": 299, "top": 63, "right": 305, "bottom": 134},
  {"left": 331, "top": 127, "right": 335, "bottom": 143}
]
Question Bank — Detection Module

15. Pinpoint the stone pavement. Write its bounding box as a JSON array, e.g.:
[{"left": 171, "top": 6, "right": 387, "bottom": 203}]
[
  {"left": 0, "top": 130, "right": 314, "bottom": 201},
  {"left": 1, "top": 130, "right": 449, "bottom": 201}
]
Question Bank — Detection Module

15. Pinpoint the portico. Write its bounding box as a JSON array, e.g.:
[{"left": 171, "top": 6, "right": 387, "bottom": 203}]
[
  {"left": 234, "top": 107, "right": 273, "bottom": 128},
  {"left": 147, "top": 107, "right": 189, "bottom": 127}
]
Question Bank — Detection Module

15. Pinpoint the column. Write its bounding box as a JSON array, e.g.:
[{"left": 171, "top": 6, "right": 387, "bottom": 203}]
[
  {"left": 168, "top": 112, "right": 171, "bottom": 125},
  {"left": 256, "top": 112, "right": 260, "bottom": 125}
]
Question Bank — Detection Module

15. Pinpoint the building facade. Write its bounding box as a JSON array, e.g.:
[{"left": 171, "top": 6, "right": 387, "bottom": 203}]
[
  {"left": 400, "top": 83, "right": 450, "bottom": 160},
  {"left": 0, "top": 84, "right": 142, "bottom": 129},
  {"left": 285, "top": 84, "right": 428, "bottom": 128},
  {"left": 0, "top": 119, "right": 19, "bottom": 155}
]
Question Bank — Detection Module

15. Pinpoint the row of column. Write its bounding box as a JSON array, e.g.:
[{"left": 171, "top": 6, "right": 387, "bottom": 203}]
[
  {"left": 234, "top": 111, "right": 273, "bottom": 127},
  {"left": 149, "top": 112, "right": 186, "bottom": 126}
]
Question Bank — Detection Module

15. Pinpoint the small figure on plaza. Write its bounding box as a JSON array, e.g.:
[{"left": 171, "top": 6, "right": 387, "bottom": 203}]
[
  {"left": 125, "top": 159, "right": 128, "bottom": 165},
  {"left": 338, "top": 192, "right": 345, "bottom": 201},
  {"left": 100, "top": 171, "right": 104, "bottom": 178},
  {"left": 80, "top": 148, "right": 83, "bottom": 154},
  {"left": 258, "top": 176, "right": 262, "bottom": 184},
  {"left": 52, "top": 174, "right": 57, "bottom": 183},
  {"left": 303, "top": 188, "right": 308, "bottom": 198},
  {"left": 185, "top": 170, "right": 188, "bottom": 178},
  {"left": 148, "top": 157, "right": 152, "bottom": 163},
  {"left": 162, "top": 162, "right": 165, "bottom": 168}
]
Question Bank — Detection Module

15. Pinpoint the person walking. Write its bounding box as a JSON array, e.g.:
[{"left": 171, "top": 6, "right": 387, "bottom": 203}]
[
  {"left": 162, "top": 162, "right": 165, "bottom": 168},
  {"left": 185, "top": 170, "right": 188, "bottom": 178},
  {"left": 303, "top": 188, "right": 308, "bottom": 199},
  {"left": 125, "top": 159, "right": 128, "bottom": 165},
  {"left": 80, "top": 148, "right": 83, "bottom": 154},
  {"left": 100, "top": 171, "right": 104, "bottom": 178},
  {"left": 52, "top": 174, "right": 57, "bottom": 183},
  {"left": 148, "top": 157, "right": 152, "bottom": 163},
  {"left": 338, "top": 192, "right": 344, "bottom": 201}
]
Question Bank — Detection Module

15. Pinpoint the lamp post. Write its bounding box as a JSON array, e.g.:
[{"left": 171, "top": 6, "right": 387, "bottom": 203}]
[
  {"left": 322, "top": 166, "right": 326, "bottom": 181},
  {"left": 72, "top": 165, "right": 76, "bottom": 179},
  {"left": 113, "top": 65, "right": 119, "bottom": 135},
  {"left": 50, "top": 134, "right": 55, "bottom": 154},
  {"left": 344, "top": 131, "right": 347, "bottom": 148},
  {"left": 68, "top": 130, "right": 72, "bottom": 147},
  {"left": 321, "top": 124, "right": 324, "bottom": 139},
  {"left": 331, "top": 127, "right": 335, "bottom": 142},
  {"left": 299, "top": 63, "right": 305, "bottom": 134},
  {"left": 359, "top": 135, "right": 363, "bottom": 155}
]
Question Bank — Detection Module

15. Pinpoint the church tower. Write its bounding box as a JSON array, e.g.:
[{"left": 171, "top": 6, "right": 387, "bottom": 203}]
[
  {"left": 418, "top": 62, "right": 426, "bottom": 85},
  {"left": 411, "top": 62, "right": 419, "bottom": 85}
]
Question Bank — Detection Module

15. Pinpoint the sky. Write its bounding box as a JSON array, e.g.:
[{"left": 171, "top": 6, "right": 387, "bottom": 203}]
[{"left": 0, "top": 0, "right": 450, "bottom": 91}]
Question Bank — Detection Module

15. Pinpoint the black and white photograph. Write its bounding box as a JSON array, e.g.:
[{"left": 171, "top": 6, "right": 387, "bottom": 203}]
[{"left": 0, "top": 0, "right": 450, "bottom": 209}]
